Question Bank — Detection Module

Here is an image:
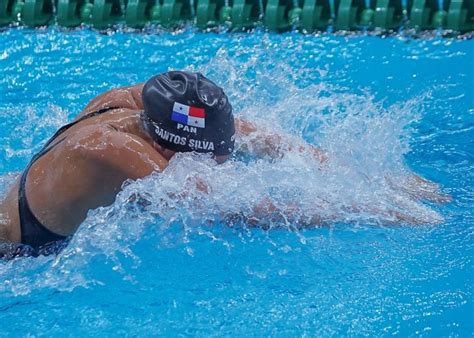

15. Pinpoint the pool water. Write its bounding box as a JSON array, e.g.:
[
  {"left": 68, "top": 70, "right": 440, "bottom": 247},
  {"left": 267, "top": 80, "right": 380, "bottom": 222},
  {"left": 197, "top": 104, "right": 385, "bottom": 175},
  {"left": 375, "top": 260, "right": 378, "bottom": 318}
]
[{"left": 0, "top": 28, "right": 473, "bottom": 336}]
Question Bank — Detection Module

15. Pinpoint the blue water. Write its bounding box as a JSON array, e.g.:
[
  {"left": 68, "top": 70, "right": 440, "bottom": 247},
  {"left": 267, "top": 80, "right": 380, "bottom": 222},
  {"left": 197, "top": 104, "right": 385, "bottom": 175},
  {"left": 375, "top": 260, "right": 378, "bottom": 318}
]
[{"left": 0, "top": 28, "right": 473, "bottom": 336}]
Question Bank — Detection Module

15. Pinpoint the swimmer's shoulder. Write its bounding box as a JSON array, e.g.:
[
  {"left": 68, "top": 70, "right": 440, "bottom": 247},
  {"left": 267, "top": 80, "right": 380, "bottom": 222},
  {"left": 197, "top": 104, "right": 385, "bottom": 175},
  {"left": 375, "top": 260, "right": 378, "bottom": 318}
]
[
  {"left": 63, "top": 122, "right": 168, "bottom": 179},
  {"left": 74, "top": 106, "right": 140, "bottom": 121},
  {"left": 77, "top": 83, "right": 145, "bottom": 120}
]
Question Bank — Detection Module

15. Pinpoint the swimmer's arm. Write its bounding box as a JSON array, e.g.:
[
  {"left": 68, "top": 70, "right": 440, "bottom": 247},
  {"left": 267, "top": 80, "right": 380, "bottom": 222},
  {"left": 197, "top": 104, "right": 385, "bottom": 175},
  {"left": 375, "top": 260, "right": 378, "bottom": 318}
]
[
  {"left": 78, "top": 84, "right": 145, "bottom": 118},
  {"left": 234, "top": 118, "right": 327, "bottom": 163}
]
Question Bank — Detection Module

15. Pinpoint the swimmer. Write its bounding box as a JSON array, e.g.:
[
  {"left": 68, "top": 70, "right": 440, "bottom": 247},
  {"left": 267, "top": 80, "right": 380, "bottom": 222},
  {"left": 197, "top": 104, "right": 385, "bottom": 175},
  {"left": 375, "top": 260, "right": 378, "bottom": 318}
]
[{"left": 0, "top": 71, "right": 449, "bottom": 258}]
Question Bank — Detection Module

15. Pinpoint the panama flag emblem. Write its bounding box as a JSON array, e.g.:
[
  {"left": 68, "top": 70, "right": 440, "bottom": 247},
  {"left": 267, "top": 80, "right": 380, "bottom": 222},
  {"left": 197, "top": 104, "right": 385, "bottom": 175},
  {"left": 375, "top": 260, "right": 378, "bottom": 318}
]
[{"left": 171, "top": 102, "right": 206, "bottom": 128}]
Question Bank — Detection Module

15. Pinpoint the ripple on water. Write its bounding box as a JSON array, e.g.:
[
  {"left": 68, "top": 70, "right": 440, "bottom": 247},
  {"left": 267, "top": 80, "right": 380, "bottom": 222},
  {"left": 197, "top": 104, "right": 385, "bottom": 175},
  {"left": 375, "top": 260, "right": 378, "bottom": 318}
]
[{"left": 0, "top": 28, "right": 473, "bottom": 336}]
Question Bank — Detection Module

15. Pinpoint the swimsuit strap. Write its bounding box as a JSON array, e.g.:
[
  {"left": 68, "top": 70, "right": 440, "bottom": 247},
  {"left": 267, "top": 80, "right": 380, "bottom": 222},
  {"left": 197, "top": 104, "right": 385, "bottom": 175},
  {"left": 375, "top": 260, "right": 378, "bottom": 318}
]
[{"left": 40, "top": 107, "right": 121, "bottom": 152}]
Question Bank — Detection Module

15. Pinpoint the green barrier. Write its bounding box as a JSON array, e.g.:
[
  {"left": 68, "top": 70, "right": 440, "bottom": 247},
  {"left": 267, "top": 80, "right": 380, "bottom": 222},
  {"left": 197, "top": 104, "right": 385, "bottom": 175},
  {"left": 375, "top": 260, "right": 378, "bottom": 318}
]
[
  {"left": 408, "top": 0, "right": 433, "bottom": 29},
  {"left": 288, "top": 5, "right": 302, "bottom": 25},
  {"left": 334, "top": 0, "right": 364, "bottom": 30},
  {"left": 12, "top": 0, "right": 24, "bottom": 22},
  {"left": 149, "top": 1, "right": 161, "bottom": 23},
  {"left": 125, "top": 0, "right": 157, "bottom": 27},
  {"left": 196, "top": 0, "right": 227, "bottom": 28},
  {"left": 301, "top": 0, "right": 330, "bottom": 32},
  {"left": 125, "top": 0, "right": 147, "bottom": 26},
  {"left": 219, "top": 4, "right": 231, "bottom": 22},
  {"left": 0, "top": 0, "right": 17, "bottom": 24},
  {"left": 407, "top": 0, "right": 450, "bottom": 30},
  {"left": 431, "top": 0, "right": 448, "bottom": 28},
  {"left": 359, "top": 7, "right": 374, "bottom": 27},
  {"left": 80, "top": 0, "right": 123, "bottom": 28},
  {"left": 1, "top": 0, "right": 473, "bottom": 32},
  {"left": 230, "top": 0, "right": 259, "bottom": 29},
  {"left": 160, "top": 0, "right": 191, "bottom": 26},
  {"left": 21, "top": 0, "right": 53, "bottom": 26},
  {"left": 373, "top": 0, "right": 403, "bottom": 29},
  {"left": 265, "top": 0, "right": 286, "bottom": 30},
  {"left": 57, "top": 0, "right": 87, "bottom": 27},
  {"left": 447, "top": 0, "right": 474, "bottom": 32}
]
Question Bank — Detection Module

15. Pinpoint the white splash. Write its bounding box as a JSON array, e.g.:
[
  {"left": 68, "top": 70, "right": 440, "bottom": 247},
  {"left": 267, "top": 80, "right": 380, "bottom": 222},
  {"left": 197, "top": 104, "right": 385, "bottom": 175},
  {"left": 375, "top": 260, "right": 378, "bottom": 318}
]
[{"left": 0, "top": 34, "right": 447, "bottom": 296}]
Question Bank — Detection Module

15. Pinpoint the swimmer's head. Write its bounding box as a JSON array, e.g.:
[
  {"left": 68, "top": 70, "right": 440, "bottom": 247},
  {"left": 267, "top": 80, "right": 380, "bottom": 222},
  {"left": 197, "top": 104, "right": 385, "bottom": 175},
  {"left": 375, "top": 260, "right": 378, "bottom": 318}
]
[{"left": 141, "top": 71, "right": 235, "bottom": 159}]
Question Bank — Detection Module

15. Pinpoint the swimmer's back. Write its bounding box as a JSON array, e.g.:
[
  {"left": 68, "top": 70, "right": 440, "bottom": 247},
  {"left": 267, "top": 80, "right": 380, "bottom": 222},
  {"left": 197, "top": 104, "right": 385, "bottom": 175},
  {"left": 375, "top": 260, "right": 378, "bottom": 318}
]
[{"left": 0, "top": 107, "right": 167, "bottom": 243}]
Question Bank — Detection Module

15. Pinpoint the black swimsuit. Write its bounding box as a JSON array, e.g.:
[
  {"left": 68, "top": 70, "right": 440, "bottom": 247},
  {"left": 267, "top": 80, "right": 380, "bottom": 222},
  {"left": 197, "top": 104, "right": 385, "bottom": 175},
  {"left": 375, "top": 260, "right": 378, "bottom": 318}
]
[{"left": 17, "top": 107, "right": 118, "bottom": 254}]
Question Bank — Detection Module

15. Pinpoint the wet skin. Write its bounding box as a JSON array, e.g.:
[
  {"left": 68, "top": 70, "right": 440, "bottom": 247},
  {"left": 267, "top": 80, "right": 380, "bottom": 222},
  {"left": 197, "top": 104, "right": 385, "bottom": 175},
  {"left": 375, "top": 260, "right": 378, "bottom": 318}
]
[
  {"left": 0, "top": 83, "right": 324, "bottom": 244},
  {"left": 0, "top": 84, "right": 162, "bottom": 241},
  {"left": 0, "top": 83, "right": 450, "bottom": 246}
]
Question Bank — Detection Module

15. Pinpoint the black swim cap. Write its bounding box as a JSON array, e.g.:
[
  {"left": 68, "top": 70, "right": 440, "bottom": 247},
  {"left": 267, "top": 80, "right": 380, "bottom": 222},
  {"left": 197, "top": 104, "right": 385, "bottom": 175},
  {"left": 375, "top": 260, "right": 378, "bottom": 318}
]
[{"left": 142, "top": 71, "right": 235, "bottom": 156}]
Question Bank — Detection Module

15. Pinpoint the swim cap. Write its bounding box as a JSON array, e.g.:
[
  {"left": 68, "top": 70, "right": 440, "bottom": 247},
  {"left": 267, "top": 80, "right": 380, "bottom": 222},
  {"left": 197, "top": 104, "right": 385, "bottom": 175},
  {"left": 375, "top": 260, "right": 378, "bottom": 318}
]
[{"left": 142, "top": 71, "right": 235, "bottom": 156}]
